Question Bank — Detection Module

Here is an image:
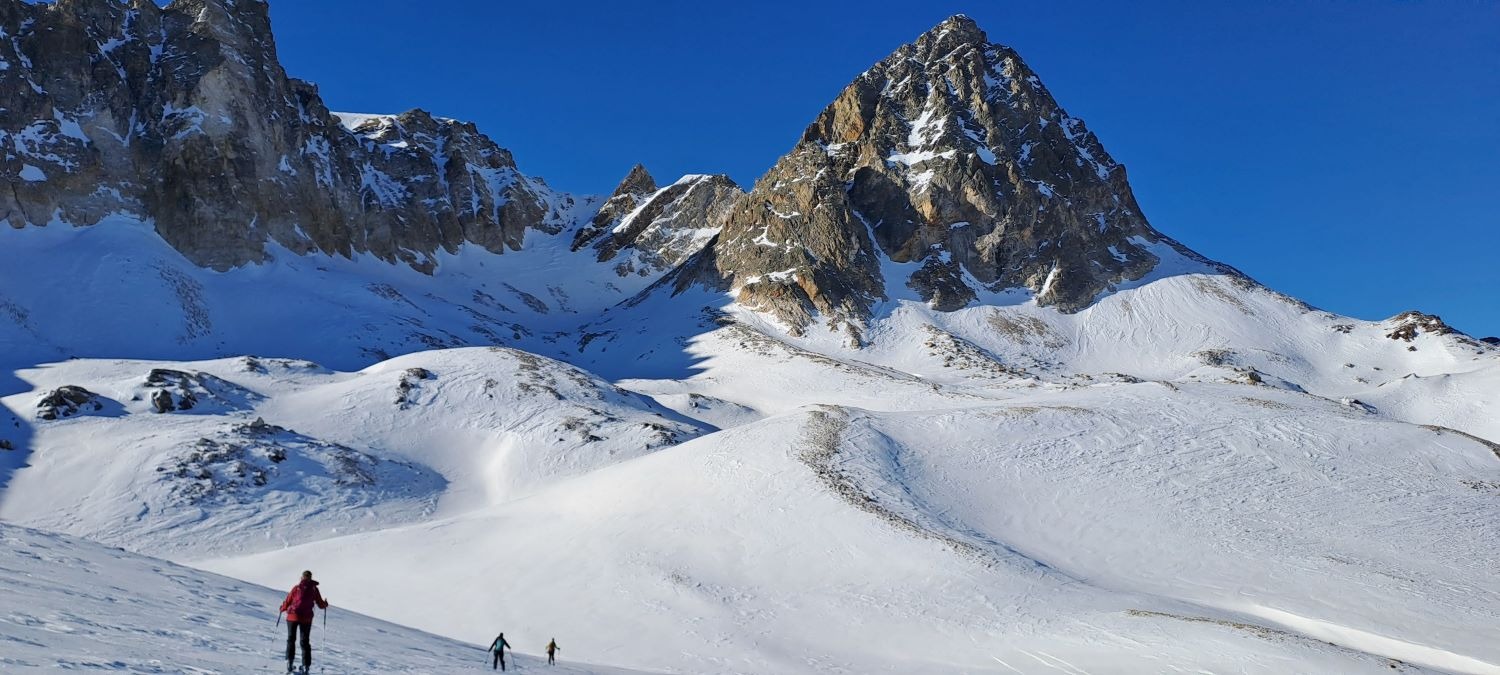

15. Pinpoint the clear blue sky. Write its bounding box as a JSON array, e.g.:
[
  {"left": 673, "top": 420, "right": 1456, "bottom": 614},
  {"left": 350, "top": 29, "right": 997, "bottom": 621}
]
[{"left": 262, "top": 1, "right": 1499, "bottom": 337}]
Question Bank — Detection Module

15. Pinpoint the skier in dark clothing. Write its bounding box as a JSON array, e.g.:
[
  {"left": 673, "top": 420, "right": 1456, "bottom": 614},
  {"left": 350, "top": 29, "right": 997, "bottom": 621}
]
[
  {"left": 546, "top": 638, "right": 560, "bottom": 665},
  {"left": 489, "top": 632, "right": 512, "bottom": 671},
  {"left": 279, "top": 570, "right": 329, "bottom": 673}
]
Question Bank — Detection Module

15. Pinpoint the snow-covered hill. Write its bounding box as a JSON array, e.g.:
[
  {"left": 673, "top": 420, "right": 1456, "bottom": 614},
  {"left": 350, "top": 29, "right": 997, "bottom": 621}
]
[
  {"left": 0, "top": 522, "right": 635, "bottom": 673},
  {"left": 1, "top": 8, "right": 1497, "bottom": 675},
  {"left": 572, "top": 239, "right": 1500, "bottom": 442},
  {"left": 203, "top": 382, "right": 1499, "bottom": 674},
  {"left": 0, "top": 347, "right": 706, "bottom": 556},
  {"left": 3, "top": 218, "right": 1497, "bottom": 673}
]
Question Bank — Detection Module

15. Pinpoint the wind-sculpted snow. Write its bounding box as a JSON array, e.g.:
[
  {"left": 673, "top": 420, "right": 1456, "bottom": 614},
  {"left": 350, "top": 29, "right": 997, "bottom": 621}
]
[
  {"left": 0, "top": 348, "right": 708, "bottom": 556},
  {"left": 0, "top": 523, "right": 638, "bottom": 673},
  {"left": 206, "top": 384, "right": 1499, "bottom": 673},
  {"left": 1, "top": 9, "right": 1497, "bottom": 674}
]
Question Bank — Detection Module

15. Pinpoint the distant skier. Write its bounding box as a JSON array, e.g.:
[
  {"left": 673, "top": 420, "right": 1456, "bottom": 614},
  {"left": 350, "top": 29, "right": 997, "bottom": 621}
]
[
  {"left": 546, "top": 638, "right": 560, "bottom": 665},
  {"left": 279, "top": 570, "right": 329, "bottom": 673},
  {"left": 489, "top": 632, "right": 512, "bottom": 671}
]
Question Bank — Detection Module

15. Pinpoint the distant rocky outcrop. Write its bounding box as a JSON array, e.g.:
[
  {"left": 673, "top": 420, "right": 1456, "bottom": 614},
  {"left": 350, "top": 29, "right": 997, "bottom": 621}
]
[
  {"left": 157, "top": 417, "right": 439, "bottom": 505},
  {"left": 0, "top": 0, "right": 584, "bottom": 272},
  {"left": 35, "top": 385, "right": 103, "bottom": 420},
  {"left": 1385, "top": 311, "right": 1458, "bottom": 342},
  {"left": 572, "top": 164, "right": 659, "bottom": 251},
  {"left": 579, "top": 169, "right": 743, "bottom": 277},
  {"left": 683, "top": 15, "right": 1196, "bottom": 336},
  {"left": 144, "top": 368, "right": 259, "bottom": 413}
]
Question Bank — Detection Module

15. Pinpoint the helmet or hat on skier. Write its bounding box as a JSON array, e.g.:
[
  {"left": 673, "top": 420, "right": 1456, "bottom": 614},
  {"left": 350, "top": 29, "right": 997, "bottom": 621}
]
[{"left": 301, "top": 570, "right": 313, "bottom": 579}]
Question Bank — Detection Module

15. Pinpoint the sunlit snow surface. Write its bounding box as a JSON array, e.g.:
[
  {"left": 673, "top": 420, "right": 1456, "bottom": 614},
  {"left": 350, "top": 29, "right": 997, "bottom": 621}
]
[
  {"left": 0, "top": 524, "right": 637, "bottom": 673},
  {"left": 1, "top": 216, "right": 1498, "bottom": 673}
]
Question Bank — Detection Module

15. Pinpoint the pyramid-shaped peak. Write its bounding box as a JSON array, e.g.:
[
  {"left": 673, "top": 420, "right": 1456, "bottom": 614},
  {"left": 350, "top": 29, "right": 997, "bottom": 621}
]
[
  {"left": 613, "top": 163, "right": 658, "bottom": 197},
  {"left": 920, "top": 14, "right": 988, "bottom": 47},
  {"left": 699, "top": 13, "right": 1189, "bottom": 332}
]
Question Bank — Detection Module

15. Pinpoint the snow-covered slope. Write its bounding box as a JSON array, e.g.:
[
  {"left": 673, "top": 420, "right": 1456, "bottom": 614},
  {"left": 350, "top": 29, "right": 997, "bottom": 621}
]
[
  {"left": 0, "top": 214, "right": 649, "bottom": 371},
  {"left": 575, "top": 240, "right": 1500, "bottom": 442},
  {"left": 0, "top": 348, "right": 706, "bottom": 556},
  {"left": 204, "top": 382, "right": 1500, "bottom": 674},
  {"left": 3, "top": 217, "right": 1496, "bottom": 673},
  {"left": 2, "top": 9, "right": 1497, "bottom": 675},
  {"left": 0, "top": 523, "right": 635, "bottom": 673}
]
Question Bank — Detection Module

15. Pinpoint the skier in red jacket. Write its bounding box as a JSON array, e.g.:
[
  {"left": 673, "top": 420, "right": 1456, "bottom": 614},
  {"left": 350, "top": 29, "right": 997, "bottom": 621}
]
[{"left": 279, "top": 570, "right": 329, "bottom": 673}]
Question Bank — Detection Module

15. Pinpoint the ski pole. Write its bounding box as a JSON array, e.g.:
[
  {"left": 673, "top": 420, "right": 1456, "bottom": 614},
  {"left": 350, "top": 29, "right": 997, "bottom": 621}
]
[{"left": 275, "top": 610, "right": 282, "bottom": 628}]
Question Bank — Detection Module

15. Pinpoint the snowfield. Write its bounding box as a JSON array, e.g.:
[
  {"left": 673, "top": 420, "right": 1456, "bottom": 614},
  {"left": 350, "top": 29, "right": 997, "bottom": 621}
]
[
  {"left": 2, "top": 219, "right": 1498, "bottom": 673},
  {"left": 0, "top": 523, "right": 636, "bottom": 673},
  {"left": 202, "top": 384, "right": 1500, "bottom": 674},
  {"left": 3, "top": 5, "right": 1494, "bottom": 670},
  {"left": 0, "top": 347, "right": 705, "bottom": 557}
]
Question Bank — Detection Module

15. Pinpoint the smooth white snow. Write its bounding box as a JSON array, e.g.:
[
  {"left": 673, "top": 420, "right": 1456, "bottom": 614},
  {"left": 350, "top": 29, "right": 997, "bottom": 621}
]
[
  {"left": 0, "top": 523, "right": 636, "bottom": 673},
  {"left": 1, "top": 207, "right": 1497, "bottom": 673}
]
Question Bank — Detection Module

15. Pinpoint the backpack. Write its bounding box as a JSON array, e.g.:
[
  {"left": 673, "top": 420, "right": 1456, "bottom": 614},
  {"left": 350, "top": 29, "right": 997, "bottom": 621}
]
[{"left": 289, "top": 581, "right": 317, "bottom": 615}]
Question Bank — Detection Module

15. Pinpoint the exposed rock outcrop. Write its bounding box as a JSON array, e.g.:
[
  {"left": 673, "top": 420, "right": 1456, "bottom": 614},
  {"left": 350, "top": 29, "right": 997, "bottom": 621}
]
[
  {"left": 687, "top": 15, "right": 1184, "bottom": 334},
  {"left": 572, "top": 164, "right": 658, "bottom": 251},
  {"left": 144, "top": 367, "right": 259, "bottom": 413},
  {"left": 36, "top": 385, "right": 103, "bottom": 420},
  {"left": 1, "top": 0, "right": 584, "bottom": 271},
  {"left": 1384, "top": 311, "right": 1458, "bottom": 342},
  {"left": 573, "top": 167, "right": 743, "bottom": 277},
  {"left": 157, "top": 418, "right": 439, "bottom": 505}
]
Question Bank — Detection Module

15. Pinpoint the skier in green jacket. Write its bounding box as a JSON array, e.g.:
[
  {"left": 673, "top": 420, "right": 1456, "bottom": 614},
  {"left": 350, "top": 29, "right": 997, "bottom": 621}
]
[{"left": 489, "top": 632, "right": 512, "bottom": 671}]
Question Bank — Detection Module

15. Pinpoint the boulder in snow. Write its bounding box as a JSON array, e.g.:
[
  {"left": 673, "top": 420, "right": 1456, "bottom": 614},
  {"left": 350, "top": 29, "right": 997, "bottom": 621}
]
[{"left": 35, "top": 385, "right": 104, "bottom": 420}]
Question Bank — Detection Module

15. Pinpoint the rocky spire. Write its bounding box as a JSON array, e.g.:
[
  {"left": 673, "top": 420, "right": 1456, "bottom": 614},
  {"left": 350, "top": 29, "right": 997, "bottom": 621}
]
[
  {"left": 690, "top": 15, "right": 1168, "bottom": 338},
  {"left": 572, "top": 164, "right": 661, "bottom": 251},
  {"left": 615, "top": 164, "right": 658, "bottom": 197},
  {"left": 573, "top": 165, "right": 743, "bottom": 277}
]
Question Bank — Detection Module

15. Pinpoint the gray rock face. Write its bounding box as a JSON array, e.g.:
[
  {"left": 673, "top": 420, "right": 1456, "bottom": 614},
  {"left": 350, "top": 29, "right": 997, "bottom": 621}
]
[
  {"left": 572, "top": 163, "right": 658, "bottom": 251},
  {"left": 573, "top": 166, "right": 743, "bottom": 278},
  {"left": 144, "top": 367, "right": 259, "bottom": 413},
  {"left": 36, "top": 385, "right": 103, "bottom": 420},
  {"left": 0, "top": 0, "right": 584, "bottom": 272},
  {"left": 597, "top": 175, "right": 743, "bottom": 277},
  {"left": 1384, "top": 311, "right": 1458, "bottom": 342},
  {"left": 690, "top": 15, "right": 1172, "bottom": 334}
]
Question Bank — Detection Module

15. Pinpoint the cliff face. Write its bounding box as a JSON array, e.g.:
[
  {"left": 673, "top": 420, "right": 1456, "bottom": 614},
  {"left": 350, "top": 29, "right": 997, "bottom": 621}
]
[
  {"left": 694, "top": 16, "right": 1166, "bottom": 335},
  {"left": 574, "top": 166, "right": 743, "bottom": 278},
  {"left": 0, "top": 0, "right": 585, "bottom": 272},
  {"left": 7, "top": 5, "right": 1221, "bottom": 339}
]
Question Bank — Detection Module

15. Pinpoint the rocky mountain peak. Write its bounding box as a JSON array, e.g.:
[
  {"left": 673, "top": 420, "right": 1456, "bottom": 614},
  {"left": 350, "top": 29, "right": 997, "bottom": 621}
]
[
  {"left": 615, "top": 163, "right": 658, "bottom": 197},
  {"left": 171, "top": 0, "right": 273, "bottom": 52},
  {"left": 571, "top": 164, "right": 663, "bottom": 252},
  {"left": 690, "top": 15, "right": 1173, "bottom": 339},
  {"left": 921, "top": 14, "right": 986, "bottom": 51},
  {"left": 1, "top": 0, "right": 588, "bottom": 273},
  {"left": 573, "top": 167, "right": 744, "bottom": 277}
]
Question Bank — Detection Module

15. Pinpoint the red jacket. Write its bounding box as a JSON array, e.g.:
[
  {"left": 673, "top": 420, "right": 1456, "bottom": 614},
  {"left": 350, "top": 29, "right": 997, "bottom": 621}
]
[{"left": 280, "top": 579, "right": 328, "bottom": 623}]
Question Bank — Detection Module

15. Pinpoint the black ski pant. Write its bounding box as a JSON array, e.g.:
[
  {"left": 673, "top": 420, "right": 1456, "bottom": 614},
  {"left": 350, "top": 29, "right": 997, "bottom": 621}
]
[
  {"left": 493, "top": 650, "right": 506, "bottom": 670},
  {"left": 548, "top": 652, "right": 555, "bottom": 665},
  {"left": 286, "top": 620, "right": 313, "bottom": 669}
]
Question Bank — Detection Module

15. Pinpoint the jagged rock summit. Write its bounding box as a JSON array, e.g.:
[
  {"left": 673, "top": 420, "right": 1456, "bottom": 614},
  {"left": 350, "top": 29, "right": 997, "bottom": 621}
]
[
  {"left": 0, "top": 0, "right": 585, "bottom": 272},
  {"left": 573, "top": 164, "right": 744, "bottom": 277},
  {"left": 688, "top": 15, "right": 1182, "bottom": 336}
]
